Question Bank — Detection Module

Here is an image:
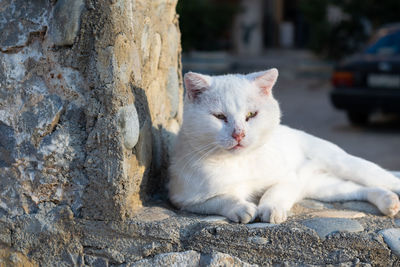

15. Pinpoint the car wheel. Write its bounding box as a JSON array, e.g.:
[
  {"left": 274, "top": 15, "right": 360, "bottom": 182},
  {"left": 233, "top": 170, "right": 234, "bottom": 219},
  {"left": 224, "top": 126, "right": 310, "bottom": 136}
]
[{"left": 347, "top": 111, "right": 369, "bottom": 125}]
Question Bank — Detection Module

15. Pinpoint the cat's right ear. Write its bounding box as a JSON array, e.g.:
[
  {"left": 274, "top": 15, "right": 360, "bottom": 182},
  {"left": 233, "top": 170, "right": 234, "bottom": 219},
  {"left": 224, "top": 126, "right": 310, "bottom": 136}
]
[
  {"left": 251, "top": 68, "right": 279, "bottom": 96},
  {"left": 184, "top": 72, "right": 211, "bottom": 102}
]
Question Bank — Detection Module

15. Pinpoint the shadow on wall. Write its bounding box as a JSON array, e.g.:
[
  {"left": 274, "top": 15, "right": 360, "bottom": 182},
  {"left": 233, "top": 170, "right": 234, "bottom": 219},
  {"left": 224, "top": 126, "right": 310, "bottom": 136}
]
[{"left": 132, "top": 86, "right": 177, "bottom": 205}]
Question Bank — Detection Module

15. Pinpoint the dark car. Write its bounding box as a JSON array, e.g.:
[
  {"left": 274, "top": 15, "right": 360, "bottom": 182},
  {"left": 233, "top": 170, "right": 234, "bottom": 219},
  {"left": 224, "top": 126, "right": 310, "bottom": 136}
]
[{"left": 330, "top": 24, "right": 400, "bottom": 125}]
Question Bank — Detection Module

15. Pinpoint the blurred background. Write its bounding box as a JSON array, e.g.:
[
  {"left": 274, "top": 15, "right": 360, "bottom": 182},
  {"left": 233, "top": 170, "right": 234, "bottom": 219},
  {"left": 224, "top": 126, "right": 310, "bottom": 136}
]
[{"left": 177, "top": 0, "right": 400, "bottom": 170}]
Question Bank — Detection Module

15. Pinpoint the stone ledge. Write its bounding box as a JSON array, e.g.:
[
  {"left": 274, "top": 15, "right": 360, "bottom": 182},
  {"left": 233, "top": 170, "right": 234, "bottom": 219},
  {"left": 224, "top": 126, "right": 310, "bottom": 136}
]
[
  {"left": 3, "top": 198, "right": 400, "bottom": 266},
  {"left": 78, "top": 201, "right": 400, "bottom": 266},
  {"left": 1, "top": 172, "right": 399, "bottom": 266},
  {"left": 2, "top": 178, "right": 400, "bottom": 266}
]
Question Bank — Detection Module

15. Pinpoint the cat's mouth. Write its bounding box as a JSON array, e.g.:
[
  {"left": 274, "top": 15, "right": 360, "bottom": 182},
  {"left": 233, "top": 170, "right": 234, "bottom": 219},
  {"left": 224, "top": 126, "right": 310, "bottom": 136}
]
[{"left": 229, "top": 143, "right": 244, "bottom": 150}]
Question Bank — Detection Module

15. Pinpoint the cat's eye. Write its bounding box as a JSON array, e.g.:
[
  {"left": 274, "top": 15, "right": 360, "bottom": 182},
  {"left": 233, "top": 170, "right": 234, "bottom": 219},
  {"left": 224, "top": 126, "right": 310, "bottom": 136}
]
[
  {"left": 246, "top": 111, "right": 258, "bottom": 121},
  {"left": 213, "top": 113, "right": 227, "bottom": 122}
]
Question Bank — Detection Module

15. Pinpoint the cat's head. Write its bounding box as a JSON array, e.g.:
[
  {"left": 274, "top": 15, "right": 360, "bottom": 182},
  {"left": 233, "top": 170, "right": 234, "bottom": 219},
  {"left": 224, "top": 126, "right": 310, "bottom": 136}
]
[{"left": 181, "top": 69, "right": 281, "bottom": 155}]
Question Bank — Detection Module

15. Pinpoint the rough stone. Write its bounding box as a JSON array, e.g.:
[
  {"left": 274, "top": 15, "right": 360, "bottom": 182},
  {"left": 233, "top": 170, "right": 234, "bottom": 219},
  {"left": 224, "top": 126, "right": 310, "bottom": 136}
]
[
  {"left": 21, "top": 94, "right": 64, "bottom": 139},
  {"left": 247, "top": 236, "right": 269, "bottom": 245},
  {"left": 0, "top": 203, "right": 399, "bottom": 266},
  {"left": 0, "top": 122, "right": 16, "bottom": 167},
  {"left": 0, "top": 221, "right": 11, "bottom": 246},
  {"left": 126, "top": 250, "right": 257, "bottom": 267},
  {"left": 0, "top": 246, "right": 38, "bottom": 267},
  {"left": 48, "top": 0, "right": 85, "bottom": 46},
  {"left": 84, "top": 255, "right": 109, "bottom": 267},
  {"left": 81, "top": 0, "right": 183, "bottom": 220},
  {"left": 201, "top": 251, "right": 258, "bottom": 267},
  {"left": 1, "top": 0, "right": 183, "bottom": 222},
  {"left": 379, "top": 228, "right": 400, "bottom": 257},
  {"left": 0, "top": 0, "right": 49, "bottom": 51},
  {"left": 301, "top": 218, "right": 364, "bottom": 239},
  {"left": 78, "top": 205, "right": 397, "bottom": 266},
  {"left": 129, "top": 250, "right": 200, "bottom": 267}
]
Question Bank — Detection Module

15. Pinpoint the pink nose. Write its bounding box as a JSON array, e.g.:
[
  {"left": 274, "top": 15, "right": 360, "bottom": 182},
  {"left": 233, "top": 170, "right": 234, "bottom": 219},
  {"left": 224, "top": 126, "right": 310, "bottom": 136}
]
[{"left": 232, "top": 131, "right": 245, "bottom": 143}]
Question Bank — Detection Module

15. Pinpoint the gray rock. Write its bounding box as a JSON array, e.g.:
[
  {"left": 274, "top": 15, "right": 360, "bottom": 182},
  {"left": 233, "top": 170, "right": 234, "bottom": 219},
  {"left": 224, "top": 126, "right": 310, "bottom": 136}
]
[
  {"left": 118, "top": 105, "right": 140, "bottom": 150},
  {"left": 247, "top": 236, "right": 269, "bottom": 245},
  {"left": 309, "top": 210, "right": 365, "bottom": 219},
  {"left": 379, "top": 228, "right": 400, "bottom": 257},
  {"left": 48, "top": 0, "right": 85, "bottom": 46},
  {"left": 246, "top": 222, "right": 277, "bottom": 229},
  {"left": 299, "top": 199, "right": 334, "bottom": 210},
  {"left": 166, "top": 67, "right": 180, "bottom": 118},
  {"left": 20, "top": 94, "right": 64, "bottom": 140},
  {"left": 0, "top": 122, "right": 16, "bottom": 167},
  {"left": 84, "top": 255, "right": 109, "bottom": 267},
  {"left": 0, "top": 0, "right": 49, "bottom": 50},
  {"left": 128, "top": 250, "right": 257, "bottom": 267},
  {"left": 200, "top": 251, "right": 258, "bottom": 267},
  {"left": 0, "top": 222, "right": 11, "bottom": 246},
  {"left": 199, "top": 216, "right": 229, "bottom": 224},
  {"left": 339, "top": 201, "right": 381, "bottom": 215},
  {"left": 301, "top": 218, "right": 364, "bottom": 239},
  {"left": 129, "top": 250, "right": 200, "bottom": 267}
]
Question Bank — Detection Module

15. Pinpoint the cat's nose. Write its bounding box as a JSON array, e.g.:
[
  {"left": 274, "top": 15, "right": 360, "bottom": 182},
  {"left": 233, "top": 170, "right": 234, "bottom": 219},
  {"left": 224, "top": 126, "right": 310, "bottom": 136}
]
[{"left": 232, "top": 131, "right": 245, "bottom": 143}]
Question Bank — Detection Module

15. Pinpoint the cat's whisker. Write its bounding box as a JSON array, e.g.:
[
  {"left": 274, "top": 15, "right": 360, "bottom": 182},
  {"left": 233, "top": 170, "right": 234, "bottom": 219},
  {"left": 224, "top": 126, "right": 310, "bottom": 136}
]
[
  {"left": 183, "top": 146, "right": 219, "bottom": 184},
  {"left": 174, "top": 142, "right": 218, "bottom": 162},
  {"left": 175, "top": 142, "right": 220, "bottom": 179}
]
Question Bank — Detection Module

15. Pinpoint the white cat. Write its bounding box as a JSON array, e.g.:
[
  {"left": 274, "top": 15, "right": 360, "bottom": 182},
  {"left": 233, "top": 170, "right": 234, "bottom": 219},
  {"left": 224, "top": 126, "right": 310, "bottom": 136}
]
[{"left": 168, "top": 68, "right": 400, "bottom": 224}]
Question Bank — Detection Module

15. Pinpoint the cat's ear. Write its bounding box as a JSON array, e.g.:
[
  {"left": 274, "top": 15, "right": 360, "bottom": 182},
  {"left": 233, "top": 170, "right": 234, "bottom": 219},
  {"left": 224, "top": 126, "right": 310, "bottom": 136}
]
[
  {"left": 184, "top": 72, "right": 211, "bottom": 101},
  {"left": 251, "top": 68, "right": 279, "bottom": 95}
]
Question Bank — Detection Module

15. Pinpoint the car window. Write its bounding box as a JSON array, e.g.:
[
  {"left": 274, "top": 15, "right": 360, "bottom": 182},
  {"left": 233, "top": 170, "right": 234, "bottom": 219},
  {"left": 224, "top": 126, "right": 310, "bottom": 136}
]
[{"left": 365, "top": 30, "right": 400, "bottom": 55}]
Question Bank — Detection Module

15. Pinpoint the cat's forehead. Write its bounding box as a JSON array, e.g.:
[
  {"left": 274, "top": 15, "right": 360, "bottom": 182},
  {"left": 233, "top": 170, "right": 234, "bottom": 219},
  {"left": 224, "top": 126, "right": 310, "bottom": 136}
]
[
  {"left": 212, "top": 74, "right": 249, "bottom": 90},
  {"left": 210, "top": 75, "right": 256, "bottom": 98},
  {"left": 205, "top": 74, "right": 260, "bottom": 111}
]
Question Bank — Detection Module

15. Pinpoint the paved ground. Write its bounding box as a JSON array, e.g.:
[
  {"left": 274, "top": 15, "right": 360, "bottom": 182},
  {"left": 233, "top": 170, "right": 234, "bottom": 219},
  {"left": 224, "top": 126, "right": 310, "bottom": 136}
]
[{"left": 183, "top": 49, "right": 400, "bottom": 170}]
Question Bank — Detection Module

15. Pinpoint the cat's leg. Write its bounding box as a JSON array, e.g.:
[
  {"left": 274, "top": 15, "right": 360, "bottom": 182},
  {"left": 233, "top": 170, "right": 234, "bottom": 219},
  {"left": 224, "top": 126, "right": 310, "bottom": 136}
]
[
  {"left": 299, "top": 130, "right": 400, "bottom": 192},
  {"left": 306, "top": 175, "right": 400, "bottom": 216},
  {"left": 183, "top": 195, "right": 257, "bottom": 224},
  {"left": 258, "top": 179, "right": 305, "bottom": 223}
]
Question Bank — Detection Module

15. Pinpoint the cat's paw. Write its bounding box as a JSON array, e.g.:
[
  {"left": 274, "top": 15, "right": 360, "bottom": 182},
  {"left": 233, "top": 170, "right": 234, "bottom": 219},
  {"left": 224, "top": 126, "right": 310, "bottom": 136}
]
[
  {"left": 258, "top": 204, "right": 288, "bottom": 224},
  {"left": 226, "top": 202, "right": 257, "bottom": 224},
  {"left": 376, "top": 191, "right": 400, "bottom": 216}
]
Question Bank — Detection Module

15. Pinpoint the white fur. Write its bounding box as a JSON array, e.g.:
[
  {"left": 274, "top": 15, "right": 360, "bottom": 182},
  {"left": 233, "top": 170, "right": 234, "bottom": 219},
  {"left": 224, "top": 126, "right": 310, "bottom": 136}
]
[{"left": 168, "top": 69, "right": 400, "bottom": 224}]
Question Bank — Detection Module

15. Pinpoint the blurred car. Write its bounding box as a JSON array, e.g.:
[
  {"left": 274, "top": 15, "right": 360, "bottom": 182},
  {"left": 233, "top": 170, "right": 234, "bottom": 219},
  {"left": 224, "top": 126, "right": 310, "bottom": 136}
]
[{"left": 330, "top": 23, "right": 400, "bottom": 125}]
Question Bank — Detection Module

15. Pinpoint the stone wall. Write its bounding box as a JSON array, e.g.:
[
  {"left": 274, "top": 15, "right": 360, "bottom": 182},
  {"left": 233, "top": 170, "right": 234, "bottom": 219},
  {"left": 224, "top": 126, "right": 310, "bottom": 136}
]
[{"left": 0, "top": 0, "right": 182, "bottom": 222}]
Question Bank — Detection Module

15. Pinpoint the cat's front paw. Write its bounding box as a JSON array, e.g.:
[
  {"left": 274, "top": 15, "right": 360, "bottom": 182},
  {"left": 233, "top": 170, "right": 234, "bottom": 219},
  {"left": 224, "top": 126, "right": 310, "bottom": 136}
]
[
  {"left": 258, "top": 204, "right": 287, "bottom": 224},
  {"left": 226, "top": 202, "right": 257, "bottom": 224}
]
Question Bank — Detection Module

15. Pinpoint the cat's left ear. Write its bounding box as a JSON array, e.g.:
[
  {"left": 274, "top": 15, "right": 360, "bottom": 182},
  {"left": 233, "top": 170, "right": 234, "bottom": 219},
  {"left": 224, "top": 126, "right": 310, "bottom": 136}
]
[
  {"left": 251, "top": 68, "right": 279, "bottom": 95},
  {"left": 184, "top": 72, "right": 212, "bottom": 102}
]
